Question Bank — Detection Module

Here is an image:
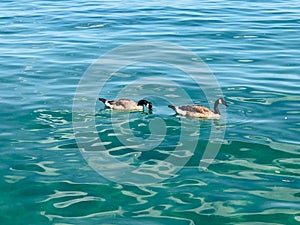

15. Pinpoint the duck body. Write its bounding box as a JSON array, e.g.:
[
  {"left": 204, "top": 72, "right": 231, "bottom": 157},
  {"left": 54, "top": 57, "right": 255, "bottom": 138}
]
[
  {"left": 99, "top": 98, "right": 152, "bottom": 111},
  {"left": 169, "top": 105, "right": 220, "bottom": 119},
  {"left": 168, "top": 98, "right": 227, "bottom": 119}
]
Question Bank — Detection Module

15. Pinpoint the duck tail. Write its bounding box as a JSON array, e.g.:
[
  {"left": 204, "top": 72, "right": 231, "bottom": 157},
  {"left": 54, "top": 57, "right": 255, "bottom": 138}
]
[
  {"left": 168, "top": 105, "right": 176, "bottom": 111},
  {"left": 99, "top": 98, "right": 107, "bottom": 103}
]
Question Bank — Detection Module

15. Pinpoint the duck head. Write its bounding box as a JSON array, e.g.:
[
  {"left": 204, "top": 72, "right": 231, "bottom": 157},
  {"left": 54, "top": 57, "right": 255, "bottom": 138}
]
[
  {"left": 214, "top": 98, "right": 228, "bottom": 115},
  {"left": 218, "top": 98, "right": 228, "bottom": 107},
  {"left": 137, "top": 99, "right": 153, "bottom": 111}
]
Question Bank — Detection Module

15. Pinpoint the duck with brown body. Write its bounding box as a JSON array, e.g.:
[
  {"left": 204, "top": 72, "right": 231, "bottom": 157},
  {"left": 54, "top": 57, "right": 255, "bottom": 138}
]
[
  {"left": 99, "top": 98, "right": 152, "bottom": 112},
  {"left": 168, "top": 98, "right": 228, "bottom": 119}
]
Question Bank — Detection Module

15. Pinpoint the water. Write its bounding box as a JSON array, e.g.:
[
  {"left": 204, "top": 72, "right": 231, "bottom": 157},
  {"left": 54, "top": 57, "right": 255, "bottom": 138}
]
[{"left": 1, "top": 0, "right": 300, "bottom": 224}]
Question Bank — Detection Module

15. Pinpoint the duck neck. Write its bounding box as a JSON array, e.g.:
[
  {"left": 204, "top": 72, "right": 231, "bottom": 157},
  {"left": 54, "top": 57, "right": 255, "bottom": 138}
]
[
  {"left": 214, "top": 99, "right": 220, "bottom": 115},
  {"left": 148, "top": 103, "right": 152, "bottom": 111}
]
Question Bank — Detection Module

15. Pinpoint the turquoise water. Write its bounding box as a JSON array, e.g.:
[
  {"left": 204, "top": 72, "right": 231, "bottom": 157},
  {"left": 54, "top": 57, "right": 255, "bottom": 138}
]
[{"left": 1, "top": 0, "right": 300, "bottom": 224}]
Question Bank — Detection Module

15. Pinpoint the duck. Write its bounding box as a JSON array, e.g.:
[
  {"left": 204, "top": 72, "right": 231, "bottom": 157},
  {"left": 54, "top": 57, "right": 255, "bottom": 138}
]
[
  {"left": 168, "top": 98, "right": 227, "bottom": 119},
  {"left": 99, "top": 98, "right": 152, "bottom": 112}
]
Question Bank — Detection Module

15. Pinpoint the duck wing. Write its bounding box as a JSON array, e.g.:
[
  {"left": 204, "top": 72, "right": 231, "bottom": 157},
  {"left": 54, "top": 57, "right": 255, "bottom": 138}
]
[
  {"left": 179, "top": 105, "right": 211, "bottom": 113},
  {"left": 193, "top": 105, "right": 211, "bottom": 113},
  {"left": 113, "top": 99, "right": 138, "bottom": 110}
]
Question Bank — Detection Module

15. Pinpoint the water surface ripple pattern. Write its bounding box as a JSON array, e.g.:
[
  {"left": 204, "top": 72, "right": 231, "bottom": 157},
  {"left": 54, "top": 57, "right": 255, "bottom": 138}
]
[{"left": 1, "top": 0, "right": 300, "bottom": 224}]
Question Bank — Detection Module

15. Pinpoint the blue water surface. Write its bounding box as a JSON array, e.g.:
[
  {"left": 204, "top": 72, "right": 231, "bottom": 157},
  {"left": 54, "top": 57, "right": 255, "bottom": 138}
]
[{"left": 1, "top": 0, "right": 300, "bottom": 224}]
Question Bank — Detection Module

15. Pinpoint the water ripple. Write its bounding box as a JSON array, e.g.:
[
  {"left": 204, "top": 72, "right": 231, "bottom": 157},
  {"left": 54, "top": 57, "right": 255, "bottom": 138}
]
[{"left": 1, "top": 0, "right": 300, "bottom": 224}]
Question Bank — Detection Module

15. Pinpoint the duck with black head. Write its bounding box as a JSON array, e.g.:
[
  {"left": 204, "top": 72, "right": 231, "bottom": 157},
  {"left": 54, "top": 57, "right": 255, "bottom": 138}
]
[
  {"left": 99, "top": 98, "right": 152, "bottom": 112},
  {"left": 168, "top": 98, "right": 227, "bottom": 119}
]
